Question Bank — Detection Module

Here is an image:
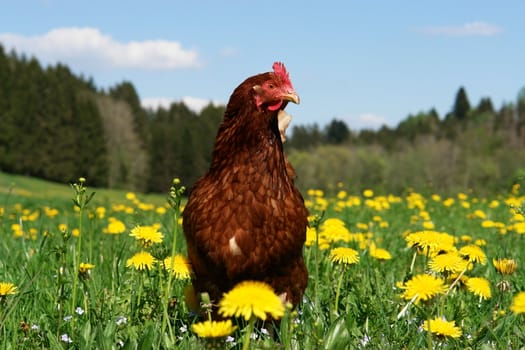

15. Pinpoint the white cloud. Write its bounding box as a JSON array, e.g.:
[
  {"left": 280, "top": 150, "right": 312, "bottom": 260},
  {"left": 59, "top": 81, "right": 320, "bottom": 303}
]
[
  {"left": 342, "top": 113, "right": 389, "bottom": 130},
  {"left": 0, "top": 27, "right": 200, "bottom": 70},
  {"left": 418, "top": 21, "right": 503, "bottom": 37},
  {"left": 141, "top": 96, "right": 223, "bottom": 113}
]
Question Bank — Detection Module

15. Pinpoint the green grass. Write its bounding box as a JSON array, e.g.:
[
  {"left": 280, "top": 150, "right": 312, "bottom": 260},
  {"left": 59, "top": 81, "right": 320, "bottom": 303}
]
[
  {"left": 1, "top": 175, "right": 525, "bottom": 349},
  {"left": 0, "top": 171, "right": 166, "bottom": 205}
]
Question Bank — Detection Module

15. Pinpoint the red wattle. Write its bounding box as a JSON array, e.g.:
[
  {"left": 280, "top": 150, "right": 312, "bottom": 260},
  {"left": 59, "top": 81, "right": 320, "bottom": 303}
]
[{"left": 267, "top": 101, "right": 283, "bottom": 111}]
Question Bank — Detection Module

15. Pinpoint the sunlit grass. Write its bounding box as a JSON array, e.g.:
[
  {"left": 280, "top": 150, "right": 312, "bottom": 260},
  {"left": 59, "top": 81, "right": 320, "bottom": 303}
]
[{"left": 1, "top": 177, "right": 525, "bottom": 349}]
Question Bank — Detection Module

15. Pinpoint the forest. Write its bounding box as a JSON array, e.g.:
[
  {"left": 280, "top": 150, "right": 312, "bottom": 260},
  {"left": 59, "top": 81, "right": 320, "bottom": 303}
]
[{"left": 1, "top": 44, "right": 524, "bottom": 196}]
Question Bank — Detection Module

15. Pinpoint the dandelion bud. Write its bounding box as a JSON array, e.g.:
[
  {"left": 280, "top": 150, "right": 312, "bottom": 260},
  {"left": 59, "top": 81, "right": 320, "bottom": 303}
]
[{"left": 79, "top": 177, "right": 86, "bottom": 184}]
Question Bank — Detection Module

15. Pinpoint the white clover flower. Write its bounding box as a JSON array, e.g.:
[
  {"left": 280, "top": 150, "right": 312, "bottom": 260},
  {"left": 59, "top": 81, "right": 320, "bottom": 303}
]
[
  {"left": 115, "top": 316, "right": 127, "bottom": 326},
  {"left": 61, "top": 333, "right": 73, "bottom": 343}
]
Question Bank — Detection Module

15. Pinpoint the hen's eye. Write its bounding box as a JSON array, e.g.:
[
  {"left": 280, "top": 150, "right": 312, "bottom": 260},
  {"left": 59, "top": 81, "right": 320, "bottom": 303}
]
[{"left": 268, "top": 84, "right": 275, "bottom": 89}]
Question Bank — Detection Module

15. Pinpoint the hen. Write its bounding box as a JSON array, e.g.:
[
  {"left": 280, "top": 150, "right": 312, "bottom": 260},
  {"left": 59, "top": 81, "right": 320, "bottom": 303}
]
[{"left": 182, "top": 62, "right": 308, "bottom": 316}]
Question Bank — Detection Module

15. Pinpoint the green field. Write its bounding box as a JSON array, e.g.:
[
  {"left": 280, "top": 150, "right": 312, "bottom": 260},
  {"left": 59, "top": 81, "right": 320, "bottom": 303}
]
[{"left": 1, "top": 172, "right": 524, "bottom": 349}]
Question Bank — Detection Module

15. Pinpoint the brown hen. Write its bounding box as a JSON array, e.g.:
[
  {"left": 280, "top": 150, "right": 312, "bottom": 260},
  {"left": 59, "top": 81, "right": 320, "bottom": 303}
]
[{"left": 182, "top": 62, "right": 308, "bottom": 316}]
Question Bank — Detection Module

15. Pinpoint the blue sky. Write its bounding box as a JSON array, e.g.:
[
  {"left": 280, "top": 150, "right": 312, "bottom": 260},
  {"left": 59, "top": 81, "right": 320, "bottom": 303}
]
[{"left": 1, "top": 0, "right": 524, "bottom": 130}]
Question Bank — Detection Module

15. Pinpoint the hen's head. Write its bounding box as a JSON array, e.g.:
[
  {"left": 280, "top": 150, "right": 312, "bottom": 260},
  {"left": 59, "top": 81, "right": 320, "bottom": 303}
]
[{"left": 252, "top": 62, "right": 300, "bottom": 112}]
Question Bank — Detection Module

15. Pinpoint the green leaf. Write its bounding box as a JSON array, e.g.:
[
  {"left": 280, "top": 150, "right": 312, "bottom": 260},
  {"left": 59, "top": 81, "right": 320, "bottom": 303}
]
[{"left": 324, "top": 315, "right": 351, "bottom": 350}]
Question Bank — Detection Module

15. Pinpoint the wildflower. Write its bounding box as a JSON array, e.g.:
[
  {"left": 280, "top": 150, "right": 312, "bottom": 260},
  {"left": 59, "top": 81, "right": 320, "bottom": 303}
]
[
  {"left": 115, "top": 316, "right": 127, "bottom": 325},
  {"left": 75, "top": 307, "right": 85, "bottom": 315},
  {"left": 399, "top": 274, "right": 447, "bottom": 303},
  {"left": 329, "top": 247, "right": 360, "bottom": 265},
  {"left": 95, "top": 206, "right": 106, "bottom": 219},
  {"left": 60, "top": 333, "right": 73, "bottom": 343},
  {"left": 126, "top": 192, "right": 136, "bottom": 200},
  {"left": 369, "top": 242, "right": 392, "bottom": 260},
  {"left": 0, "top": 282, "right": 17, "bottom": 296},
  {"left": 465, "top": 277, "right": 491, "bottom": 300},
  {"left": 104, "top": 217, "right": 126, "bottom": 235},
  {"left": 428, "top": 252, "right": 469, "bottom": 274},
  {"left": 510, "top": 292, "right": 525, "bottom": 314},
  {"left": 405, "top": 231, "right": 456, "bottom": 256},
  {"left": 191, "top": 319, "right": 237, "bottom": 338},
  {"left": 320, "top": 218, "right": 352, "bottom": 243},
  {"left": 163, "top": 255, "right": 192, "bottom": 280},
  {"left": 44, "top": 207, "right": 59, "bottom": 218},
  {"left": 459, "top": 245, "right": 487, "bottom": 264},
  {"left": 63, "top": 315, "right": 73, "bottom": 322},
  {"left": 219, "top": 281, "right": 285, "bottom": 321},
  {"left": 79, "top": 263, "right": 95, "bottom": 274},
  {"left": 422, "top": 317, "right": 462, "bottom": 338},
  {"left": 422, "top": 221, "right": 435, "bottom": 230},
  {"left": 363, "top": 189, "right": 374, "bottom": 198},
  {"left": 129, "top": 225, "right": 163, "bottom": 247},
  {"left": 126, "top": 251, "right": 156, "bottom": 270},
  {"left": 493, "top": 258, "right": 518, "bottom": 275}
]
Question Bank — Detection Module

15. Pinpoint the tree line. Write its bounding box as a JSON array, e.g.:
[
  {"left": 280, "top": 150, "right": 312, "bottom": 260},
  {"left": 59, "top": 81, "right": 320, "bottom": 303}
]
[{"left": 1, "top": 45, "right": 524, "bottom": 195}]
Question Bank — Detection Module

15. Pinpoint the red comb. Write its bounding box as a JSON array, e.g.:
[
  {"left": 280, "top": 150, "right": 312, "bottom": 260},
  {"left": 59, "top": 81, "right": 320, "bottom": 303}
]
[{"left": 272, "top": 62, "right": 291, "bottom": 84}]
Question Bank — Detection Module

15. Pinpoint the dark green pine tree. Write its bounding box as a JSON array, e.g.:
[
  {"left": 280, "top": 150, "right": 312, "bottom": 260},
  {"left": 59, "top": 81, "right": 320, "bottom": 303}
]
[
  {"left": 324, "top": 119, "right": 350, "bottom": 144},
  {"left": 452, "top": 86, "right": 471, "bottom": 121},
  {"left": 517, "top": 87, "right": 525, "bottom": 137}
]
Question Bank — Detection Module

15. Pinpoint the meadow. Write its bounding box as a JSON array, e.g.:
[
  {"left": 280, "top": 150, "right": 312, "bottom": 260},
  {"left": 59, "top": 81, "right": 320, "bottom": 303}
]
[{"left": 1, "top": 172, "right": 525, "bottom": 349}]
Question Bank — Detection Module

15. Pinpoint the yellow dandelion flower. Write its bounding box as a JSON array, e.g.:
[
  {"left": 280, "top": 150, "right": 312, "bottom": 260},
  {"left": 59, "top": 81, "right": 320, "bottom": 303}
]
[
  {"left": 472, "top": 209, "right": 486, "bottom": 219},
  {"left": 422, "top": 317, "right": 462, "bottom": 338},
  {"left": 126, "top": 251, "right": 156, "bottom": 270},
  {"left": 104, "top": 217, "right": 126, "bottom": 235},
  {"left": 95, "top": 206, "right": 106, "bottom": 219},
  {"left": 405, "top": 231, "right": 456, "bottom": 256},
  {"left": 163, "top": 255, "right": 192, "bottom": 280},
  {"left": 44, "top": 207, "right": 59, "bottom": 218},
  {"left": 363, "top": 189, "right": 374, "bottom": 198},
  {"left": 459, "top": 244, "right": 487, "bottom": 264},
  {"left": 493, "top": 258, "right": 518, "bottom": 275},
  {"left": 320, "top": 218, "right": 352, "bottom": 243},
  {"left": 512, "top": 221, "right": 525, "bottom": 234},
  {"left": 126, "top": 192, "right": 136, "bottom": 200},
  {"left": 422, "top": 221, "right": 435, "bottom": 230},
  {"left": 369, "top": 242, "right": 392, "bottom": 260},
  {"left": 443, "top": 198, "right": 455, "bottom": 207},
  {"left": 129, "top": 225, "right": 163, "bottom": 247},
  {"left": 218, "top": 281, "right": 284, "bottom": 321},
  {"left": 399, "top": 274, "right": 447, "bottom": 303},
  {"left": 429, "top": 252, "right": 469, "bottom": 274},
  {"left": 465, "top": 277, "right": 491, "bottom": 300},
  {"left": 305, "top": 227, "right": 318, "bottom": 247},
  {"left": 488, "top": 200, "right": 499, "bottom": 208},
  {"left": 0, "top": 282, "right": 17, "bottom": 296},
  {"left": 356, "top": 222, "right": 368, "bottom": 230},
  {"left": 79, "top": 263, "right": 95, "bottom": 274},
  {"left": 510, "top": 292, "right": 525, "bottom": 314},
  {"left": 192, "top": 319, "right": 237, "bottom": 338},
  {"left": 330, "top": 247, "right": 360, "bottom": 265}
]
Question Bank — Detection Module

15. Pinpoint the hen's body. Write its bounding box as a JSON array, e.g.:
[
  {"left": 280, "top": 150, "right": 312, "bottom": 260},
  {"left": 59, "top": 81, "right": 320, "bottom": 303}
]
[{"left": 182, "top": 63, "right": 308, "bottom": 312}]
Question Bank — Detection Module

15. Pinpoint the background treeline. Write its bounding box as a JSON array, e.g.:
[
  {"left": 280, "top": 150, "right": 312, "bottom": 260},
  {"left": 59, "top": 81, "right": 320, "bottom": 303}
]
[{"left": 1, "top": 45, "right": 524, "bottom": 195}]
